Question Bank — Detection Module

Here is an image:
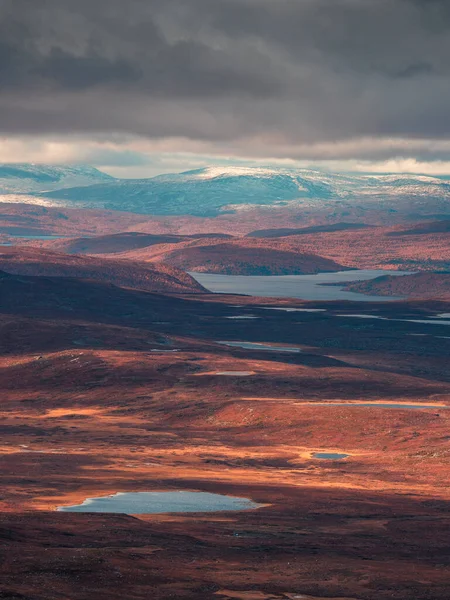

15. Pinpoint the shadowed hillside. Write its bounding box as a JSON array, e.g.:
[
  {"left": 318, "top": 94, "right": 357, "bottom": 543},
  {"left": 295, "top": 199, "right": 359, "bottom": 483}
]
[
  {"left": 47, "top": 231, "right": 233, "bottom": 255},
  {"left": 0, "top": 247, "right": 206, "bottom": 294},
  {"left": 246, "top": 222, "right": 374, "bottom": 238},
  {"left": 150, "top": 242, "right": 350, "bottom": 275},
  {"left": 343, "top": 271, "right": 450, "bottom": 299}
]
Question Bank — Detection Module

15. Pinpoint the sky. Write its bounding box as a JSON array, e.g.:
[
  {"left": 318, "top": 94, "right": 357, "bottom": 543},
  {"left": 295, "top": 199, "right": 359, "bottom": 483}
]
[{"left": 1, "top": 0, "right": 450, "bottom": 177}]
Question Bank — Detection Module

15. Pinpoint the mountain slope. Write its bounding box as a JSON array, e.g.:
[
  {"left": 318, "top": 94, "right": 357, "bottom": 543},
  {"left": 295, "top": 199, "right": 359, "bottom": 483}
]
[
  {"left": 14, "top": 165, "right": 450, "bottom": 218},
  {"left": 32, "top": 166, "right": 334, "bottom": 216},
  {"left": 0, "top": 247, "right": 205, "bottom": 294},
  {"left": 0, "top": 164, "right": 114, "bottom": 195}
]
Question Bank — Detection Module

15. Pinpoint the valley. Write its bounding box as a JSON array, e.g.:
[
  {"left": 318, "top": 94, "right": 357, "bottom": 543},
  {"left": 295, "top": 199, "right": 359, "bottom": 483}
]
[
  {"left": 1, "top": 163, "right": 450, "bottom": 600},
  {"left": 1, "top": 262, "right": 450, "bottom": 599}
]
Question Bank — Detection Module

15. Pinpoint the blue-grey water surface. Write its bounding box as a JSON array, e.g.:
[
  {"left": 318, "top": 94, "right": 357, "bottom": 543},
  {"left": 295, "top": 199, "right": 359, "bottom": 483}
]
[
  {"left": 58, "top": 491, "right": 261, "bottom": 514},
  {"left": 314, "top": 453, "right": 349, "bottom": 460},
  {"left": 191, "top": 270, "right": 410, "bottom": 301},
  {"left": 215, "top": 371, "right": 254, "bottom": 376}
]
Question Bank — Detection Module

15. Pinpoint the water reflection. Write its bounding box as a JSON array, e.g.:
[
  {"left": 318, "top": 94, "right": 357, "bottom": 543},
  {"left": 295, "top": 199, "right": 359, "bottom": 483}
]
[{"left": 58, "top": 491, "right": 262, "bottom": 514}]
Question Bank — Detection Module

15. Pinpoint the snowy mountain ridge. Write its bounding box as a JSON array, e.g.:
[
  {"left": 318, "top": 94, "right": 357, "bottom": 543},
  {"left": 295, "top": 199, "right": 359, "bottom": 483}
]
[
  {"left": 0, "top": 163, "right": 113, "bottom": 195},
  {"left": 0, "top": 164, "right": 449, "bottom": 219}
]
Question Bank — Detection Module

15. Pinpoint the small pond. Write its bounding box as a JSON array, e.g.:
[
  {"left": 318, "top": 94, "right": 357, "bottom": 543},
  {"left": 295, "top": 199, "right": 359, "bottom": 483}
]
[
  {"left": 313, "top": 453, "right": 349, "bottom": 460},
  {"left": 215, "top": 371, "right": 254, "bottom": 376},
  {"left": 58, "top": 491, "right": 262, "bottom": 514}
]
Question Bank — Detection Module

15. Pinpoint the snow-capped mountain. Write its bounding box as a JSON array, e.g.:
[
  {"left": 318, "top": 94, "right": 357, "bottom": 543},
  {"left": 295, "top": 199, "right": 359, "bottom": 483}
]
[
  {"left": 1, "top": 164, "right": 450, "bottom": 218},
  {"left": 0, "top": 164, "right": 114, "bottom": 195}
]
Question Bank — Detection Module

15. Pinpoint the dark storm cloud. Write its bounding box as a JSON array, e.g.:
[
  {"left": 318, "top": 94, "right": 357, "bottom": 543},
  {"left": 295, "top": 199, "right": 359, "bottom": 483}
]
[
  {"left": 1, "top": 0, "right": 450, "bottom": 160},
  {"left": 0, "top": 0, "right": 278, "bottom": 96}
]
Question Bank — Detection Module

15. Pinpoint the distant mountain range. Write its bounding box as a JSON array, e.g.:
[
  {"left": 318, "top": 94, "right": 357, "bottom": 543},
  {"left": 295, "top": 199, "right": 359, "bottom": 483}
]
[
  {"left": 0, "top": 164, "right": 113, "bottom": 194},
  {"left": 1, "top": 163, "right": 449, "bottom": 219}
]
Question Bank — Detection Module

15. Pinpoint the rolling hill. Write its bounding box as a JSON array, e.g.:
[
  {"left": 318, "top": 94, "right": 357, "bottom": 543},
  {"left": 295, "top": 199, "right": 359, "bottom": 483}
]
[
  {"left": 41, "top": 219, "right": 449, "bottom": 274},
  {"left": 0, "top": 247, "right": 205, "bottom": 294},
  {"left": 142, "top": 241, "right": 350, "bottom": 275},
  {"left": 342, "top": 272, "right": 450, "bottom": 299},
  {"left": 46, "top": 233, "right": 350, "bottom": 276},
  {"left": 48, "top": 231, "right": 233, "bottom": 255}
]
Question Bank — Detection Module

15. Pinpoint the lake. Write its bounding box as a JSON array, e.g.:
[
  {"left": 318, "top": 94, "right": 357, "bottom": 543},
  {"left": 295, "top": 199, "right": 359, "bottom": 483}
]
[
  {"left": 58, "top": 491, "right": 262, "bottom": 514},
  {"left": 191, "top": 270, "right": 410, "bottom": 301}
]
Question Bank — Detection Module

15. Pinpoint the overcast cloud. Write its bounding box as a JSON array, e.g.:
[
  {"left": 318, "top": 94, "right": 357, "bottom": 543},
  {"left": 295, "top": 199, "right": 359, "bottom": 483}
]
[{"left": 1, "top": 0, "right": 450, "bottom": 173}]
